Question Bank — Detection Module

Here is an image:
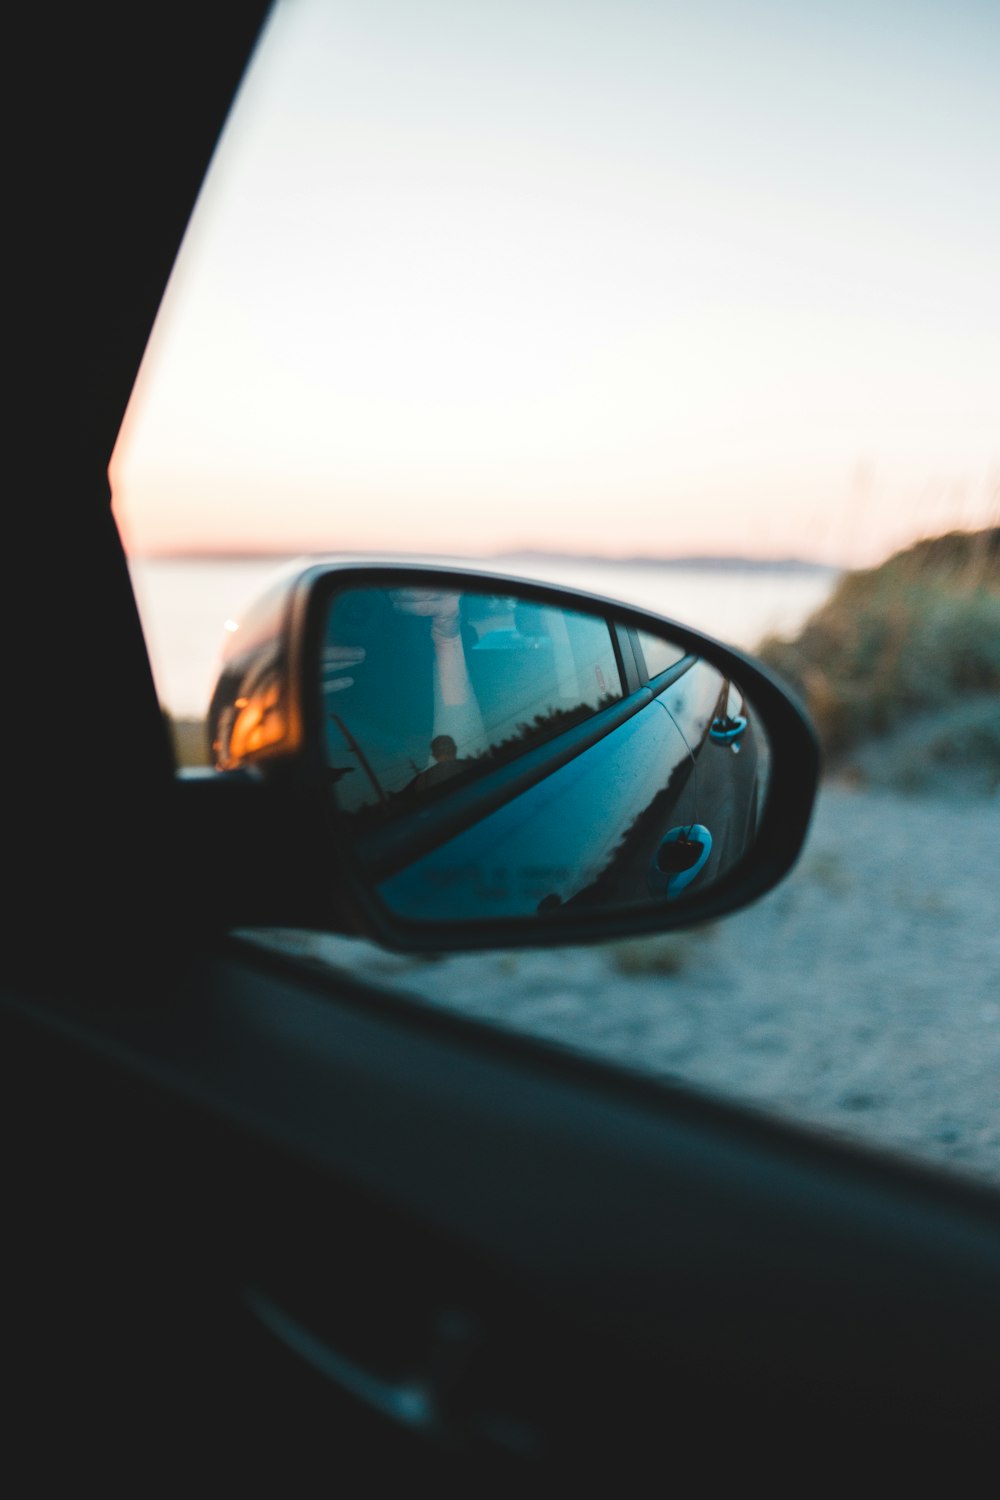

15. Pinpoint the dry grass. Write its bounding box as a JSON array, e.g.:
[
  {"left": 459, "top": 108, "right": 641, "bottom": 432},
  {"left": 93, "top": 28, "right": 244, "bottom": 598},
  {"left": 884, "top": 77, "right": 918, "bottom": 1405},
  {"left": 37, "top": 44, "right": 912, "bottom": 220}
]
[
  {"left": 606, "top": 925, "right": 718, "bottom": 976},
  {"left": 757, "top": 528, "right": 999, "bottom": 789}
]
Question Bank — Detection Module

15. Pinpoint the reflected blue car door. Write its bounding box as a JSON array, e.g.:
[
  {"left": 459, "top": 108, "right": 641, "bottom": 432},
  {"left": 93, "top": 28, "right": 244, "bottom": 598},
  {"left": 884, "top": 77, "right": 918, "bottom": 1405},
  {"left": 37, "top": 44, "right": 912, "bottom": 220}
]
[{"left": 377, "top": 689, "right": 699, "bottom": 920}]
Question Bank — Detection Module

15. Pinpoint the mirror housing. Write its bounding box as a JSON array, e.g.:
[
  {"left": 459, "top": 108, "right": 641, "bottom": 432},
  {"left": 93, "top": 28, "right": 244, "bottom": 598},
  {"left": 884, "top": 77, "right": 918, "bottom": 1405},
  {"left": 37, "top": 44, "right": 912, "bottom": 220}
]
[{"left": 198, "top": 560, "right": 819, "bottom": 951}]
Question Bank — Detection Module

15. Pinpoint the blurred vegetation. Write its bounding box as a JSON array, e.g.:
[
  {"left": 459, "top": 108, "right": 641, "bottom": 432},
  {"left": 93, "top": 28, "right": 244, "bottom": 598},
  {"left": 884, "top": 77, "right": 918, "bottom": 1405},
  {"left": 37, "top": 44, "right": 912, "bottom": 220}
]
[
  {"left": 166, "top": 715, "right": 211, "bottom": 769},
  {"left": 606, "top": 925, "right": 719, "bottom": 976},
  {"left": 758, "top": 528, "right": 1000, "bottom": 793}
]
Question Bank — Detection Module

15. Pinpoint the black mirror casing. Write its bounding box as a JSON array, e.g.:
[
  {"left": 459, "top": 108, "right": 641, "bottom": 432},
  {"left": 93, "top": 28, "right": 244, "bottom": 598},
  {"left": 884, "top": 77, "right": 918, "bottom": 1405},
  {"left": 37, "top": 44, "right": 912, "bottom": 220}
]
[{"left": 198, "top": 560, "right": 820, "bottom": 951}]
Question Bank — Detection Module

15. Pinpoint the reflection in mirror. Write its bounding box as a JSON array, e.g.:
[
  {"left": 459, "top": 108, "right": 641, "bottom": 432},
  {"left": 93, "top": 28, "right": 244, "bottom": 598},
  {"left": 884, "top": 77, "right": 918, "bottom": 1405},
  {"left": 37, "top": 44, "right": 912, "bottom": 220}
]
[
  {"left": 321, "top": 585, "right": 770, "bottom": 926},
  {"left": 324, "top": 588, "right": 622, "bottom": 816}
]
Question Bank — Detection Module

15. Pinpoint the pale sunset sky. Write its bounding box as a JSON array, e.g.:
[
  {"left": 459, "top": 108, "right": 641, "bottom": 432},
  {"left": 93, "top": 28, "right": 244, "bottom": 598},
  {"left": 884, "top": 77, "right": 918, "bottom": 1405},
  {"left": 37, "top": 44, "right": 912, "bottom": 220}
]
[{"left": 111, "top": 0, "right": 998, "bottom": 569}]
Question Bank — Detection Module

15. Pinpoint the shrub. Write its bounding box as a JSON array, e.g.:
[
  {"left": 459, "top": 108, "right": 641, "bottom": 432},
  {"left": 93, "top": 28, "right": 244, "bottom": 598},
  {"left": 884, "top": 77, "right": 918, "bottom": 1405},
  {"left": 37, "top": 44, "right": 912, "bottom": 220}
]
[
  {"left": 607, "top": 926, "right": 717, "bottom": 976},
  {"left": 757, "top": 529, "right": 1000, "bottom": 775}
]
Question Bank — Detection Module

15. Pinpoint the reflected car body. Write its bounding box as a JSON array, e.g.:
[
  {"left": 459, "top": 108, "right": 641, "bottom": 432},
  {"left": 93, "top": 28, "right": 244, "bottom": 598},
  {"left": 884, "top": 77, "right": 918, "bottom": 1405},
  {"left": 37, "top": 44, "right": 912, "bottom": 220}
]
[{"left": 368, "top": 643, "right": 763, "bottom": 922}]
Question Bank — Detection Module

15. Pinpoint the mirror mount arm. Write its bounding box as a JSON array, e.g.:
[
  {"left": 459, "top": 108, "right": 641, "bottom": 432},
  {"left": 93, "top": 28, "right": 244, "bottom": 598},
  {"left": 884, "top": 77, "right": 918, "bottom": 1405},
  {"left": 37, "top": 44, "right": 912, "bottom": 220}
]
[{"left": 169, "top": 770, "right": 356, "bottom": 938}]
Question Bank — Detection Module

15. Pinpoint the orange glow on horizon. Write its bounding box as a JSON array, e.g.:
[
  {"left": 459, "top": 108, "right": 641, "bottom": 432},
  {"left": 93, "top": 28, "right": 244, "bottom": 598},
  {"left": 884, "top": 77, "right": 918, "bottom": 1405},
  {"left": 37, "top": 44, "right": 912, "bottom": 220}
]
[{"left": 112, "top": 461, "right": 999, "bottom": 572}]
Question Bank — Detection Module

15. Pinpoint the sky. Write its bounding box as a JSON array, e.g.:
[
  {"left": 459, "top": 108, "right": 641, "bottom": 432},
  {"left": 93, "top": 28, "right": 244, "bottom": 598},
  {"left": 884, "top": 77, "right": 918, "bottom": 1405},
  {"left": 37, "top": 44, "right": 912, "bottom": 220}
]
[{"left": 111, "top": 0, "right": 999, "bottom": 568}]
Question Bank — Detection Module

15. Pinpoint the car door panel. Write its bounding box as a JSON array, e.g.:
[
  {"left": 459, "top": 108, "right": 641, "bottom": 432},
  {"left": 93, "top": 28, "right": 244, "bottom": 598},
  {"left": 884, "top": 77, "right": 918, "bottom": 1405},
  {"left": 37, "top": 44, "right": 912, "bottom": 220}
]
[
  {"left": 377, "top": 693, "right": 695, "bottom": 919},
  {"left": 5, "top": 937, "right": 1000, "bottom": 1476}
]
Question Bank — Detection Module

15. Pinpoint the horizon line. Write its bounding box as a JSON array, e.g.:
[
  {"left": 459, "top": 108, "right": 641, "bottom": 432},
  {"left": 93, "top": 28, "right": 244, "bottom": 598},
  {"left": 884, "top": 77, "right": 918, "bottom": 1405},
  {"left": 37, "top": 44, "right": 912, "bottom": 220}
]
[{"left": 126, "top": 543, "right": 844, "bottom": 572}]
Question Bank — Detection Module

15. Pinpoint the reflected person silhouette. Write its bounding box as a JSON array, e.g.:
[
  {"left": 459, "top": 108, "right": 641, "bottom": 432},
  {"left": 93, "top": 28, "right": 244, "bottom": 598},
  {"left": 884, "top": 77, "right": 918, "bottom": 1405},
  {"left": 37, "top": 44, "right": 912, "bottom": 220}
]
[{"left": 406, "top": 734, "right": 467, "bottom": 793}]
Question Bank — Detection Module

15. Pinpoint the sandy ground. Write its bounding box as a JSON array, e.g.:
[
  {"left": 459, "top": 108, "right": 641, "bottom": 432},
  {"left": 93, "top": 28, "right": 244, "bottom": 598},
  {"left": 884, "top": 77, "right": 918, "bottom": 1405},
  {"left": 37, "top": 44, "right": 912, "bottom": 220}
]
[{"left": 246, "top": 781, "right": 1000, "bottom": 1188}]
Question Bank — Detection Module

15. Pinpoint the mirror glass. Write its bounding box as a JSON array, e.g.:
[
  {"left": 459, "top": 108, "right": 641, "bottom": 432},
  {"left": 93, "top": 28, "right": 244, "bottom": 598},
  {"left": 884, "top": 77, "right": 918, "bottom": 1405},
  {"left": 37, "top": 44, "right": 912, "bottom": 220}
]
[{"left": 321, "top": 585, "right": 770, "bottom": 925}]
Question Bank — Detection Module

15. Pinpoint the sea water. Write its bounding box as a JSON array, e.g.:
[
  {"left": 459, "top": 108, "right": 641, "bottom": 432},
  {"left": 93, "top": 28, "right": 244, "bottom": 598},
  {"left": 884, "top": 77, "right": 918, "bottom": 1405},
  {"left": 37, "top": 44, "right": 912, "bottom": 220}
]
[{"left": 128, "top": 553, "right": 838, "bottom": 721}]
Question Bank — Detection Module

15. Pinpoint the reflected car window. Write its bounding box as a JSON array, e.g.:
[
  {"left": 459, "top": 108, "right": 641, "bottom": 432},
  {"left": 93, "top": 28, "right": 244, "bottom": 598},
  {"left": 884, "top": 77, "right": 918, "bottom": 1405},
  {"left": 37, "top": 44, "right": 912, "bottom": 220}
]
[
  {"left": 324, "top": 588, "right": 623, "bottom": 820},
  {"left": 636, "top": 630, "right": 688, "bottom": 681}
]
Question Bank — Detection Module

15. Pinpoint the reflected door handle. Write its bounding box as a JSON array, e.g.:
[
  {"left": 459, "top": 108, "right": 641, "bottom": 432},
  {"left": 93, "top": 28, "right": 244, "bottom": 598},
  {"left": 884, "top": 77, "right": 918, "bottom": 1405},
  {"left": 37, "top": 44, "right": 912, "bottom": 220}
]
[
  {"left": 649, "top": 824, "right": 713, "bottom": 899},
  {"left": 244, "top": 1284, "right": 442, "bottom": 1436},
  {"left": 709, "top": 714, "right": 747, "bottom": 745},
  {"left": 243, "top": 1285, "right": 539, "bottom": 1457}
]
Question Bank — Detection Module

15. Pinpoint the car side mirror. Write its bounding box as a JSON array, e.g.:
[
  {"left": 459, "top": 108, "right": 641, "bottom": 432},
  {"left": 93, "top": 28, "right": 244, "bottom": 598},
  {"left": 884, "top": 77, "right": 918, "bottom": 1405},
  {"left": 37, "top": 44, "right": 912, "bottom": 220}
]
[{"left": 198, "top": 561, "right": 819, "bottom": 950}]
